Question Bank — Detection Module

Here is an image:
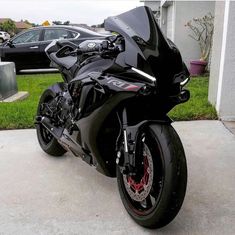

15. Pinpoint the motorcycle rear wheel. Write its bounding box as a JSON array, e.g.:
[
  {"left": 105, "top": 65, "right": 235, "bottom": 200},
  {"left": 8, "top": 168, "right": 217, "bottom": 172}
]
[
  {"left": 117, "top": 124, "right": 187, "bottom": 228},
  {"left": 36, "top": 89, "right": 67, "bottom": 157}
]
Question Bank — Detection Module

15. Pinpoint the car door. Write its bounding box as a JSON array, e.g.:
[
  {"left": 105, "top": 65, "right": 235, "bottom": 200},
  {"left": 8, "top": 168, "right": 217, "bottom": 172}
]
[
  {"left": 39, "top": 28, "right": 81, "bottom": 68},
  {"left": 2, "top": 29, "right": 42, "bottom": 70}
]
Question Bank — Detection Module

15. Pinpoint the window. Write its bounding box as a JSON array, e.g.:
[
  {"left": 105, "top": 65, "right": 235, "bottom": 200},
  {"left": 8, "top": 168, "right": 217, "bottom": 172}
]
[
  {"left": 44, "top": 29, "right": 79, "bottom": 41},
  {"left": 71, "top": 31, "right": 79, "bottom": 38},
  {"left": 13, "top": 30, "right": 40, "bottom": 44}
]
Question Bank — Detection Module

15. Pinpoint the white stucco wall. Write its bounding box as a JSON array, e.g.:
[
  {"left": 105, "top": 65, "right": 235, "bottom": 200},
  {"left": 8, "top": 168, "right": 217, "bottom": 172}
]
[
  {"left": 160, "top": 6, "right": 167, "bottom": 35},
  {"left": 166, "top": 4, "right": 174, "bottom": 40},
  {"left": 141, "top": 0, "right": 160, "bottom": 11},
  {"left": 142, "top": 1, "right": 215, "bottom": 67},
  {"left": 173, "top": 1, "right": 215, "bottom": 67},
  {"left": 208, "top": 1, "right": 225, "bottom": 106},
  {"left": 213, "top": 1, "right": 235, "bottom": 120}
]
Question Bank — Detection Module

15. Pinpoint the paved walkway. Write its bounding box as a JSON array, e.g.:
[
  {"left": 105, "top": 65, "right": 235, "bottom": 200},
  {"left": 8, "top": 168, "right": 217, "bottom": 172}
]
[
  {"left": 0, "top": 121, "right": 234, "bottom": 234},
  {"left": 223, "top": 121, "right": 235, "bottom": 135}
]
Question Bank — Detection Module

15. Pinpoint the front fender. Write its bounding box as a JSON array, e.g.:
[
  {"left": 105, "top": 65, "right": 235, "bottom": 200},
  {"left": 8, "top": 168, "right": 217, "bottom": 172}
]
[{"left": 103, "top": 117, "right": 172, "bottom": 177}]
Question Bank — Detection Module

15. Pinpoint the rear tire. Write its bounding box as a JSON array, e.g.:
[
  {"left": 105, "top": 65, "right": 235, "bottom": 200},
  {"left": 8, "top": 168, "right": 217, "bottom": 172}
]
[
  {"left": 117, "top": 124, "right": 187, "bottom": 228},
  {"left": 36, "top": 89, "right": 67, "bottom": 157}
]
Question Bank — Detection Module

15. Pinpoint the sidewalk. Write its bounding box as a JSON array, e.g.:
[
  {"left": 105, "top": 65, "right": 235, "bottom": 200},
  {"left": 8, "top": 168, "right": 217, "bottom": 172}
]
[
  {"left": 0, "top": 121, "right": 234, "bottom": 234},
  {"left": 223, "top": 121, "right": 235, "bottom": 135}
]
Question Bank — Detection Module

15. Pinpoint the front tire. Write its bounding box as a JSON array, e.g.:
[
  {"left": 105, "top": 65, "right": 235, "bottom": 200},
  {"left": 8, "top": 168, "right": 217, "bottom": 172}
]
[
  {"left": 36, "top": 89, "right": 67, "bottom": 157},
  {"left": 117, "top": 124, "right": 187, "bottom": 228}
]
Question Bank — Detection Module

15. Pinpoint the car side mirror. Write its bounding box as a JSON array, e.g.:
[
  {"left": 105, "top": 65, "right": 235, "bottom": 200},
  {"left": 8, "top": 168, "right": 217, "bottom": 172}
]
[
  {"left": 102, "top": 40, "right": 109, "bottom": 49},
  {"left": 6, "top": 40, "right": 14, "bottom": 48}
]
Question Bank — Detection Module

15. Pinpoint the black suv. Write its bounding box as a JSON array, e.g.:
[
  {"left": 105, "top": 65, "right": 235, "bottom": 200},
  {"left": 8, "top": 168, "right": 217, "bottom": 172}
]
[{"left": 0, "top": 26, "right": 106, "bottom": 72}]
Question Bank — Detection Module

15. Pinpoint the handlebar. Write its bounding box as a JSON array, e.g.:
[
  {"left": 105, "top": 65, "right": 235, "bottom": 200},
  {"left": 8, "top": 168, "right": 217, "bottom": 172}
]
[
  {"left": 56, "top": 40, "right": 78, "bottom": 49},
  {"left": 78, "top": 43, "right": 119, "bottom": 55},
  {"left": 55, "top": 39, "right": 120, "bottom": 58}
]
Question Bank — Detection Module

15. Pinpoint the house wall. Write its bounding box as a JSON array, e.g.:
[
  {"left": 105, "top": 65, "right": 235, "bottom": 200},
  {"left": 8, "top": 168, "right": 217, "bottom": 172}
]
[
  {"left": 173, "top": 1, "right": 215, "bottom": 67},
  {"left": 209, "top": 1, "right": 235, "bottom": 120},
  {"left": 208, "top": 1, "right": 225, "bottom": 106},
  {"left": 160, "top": 6, "right": 167, "bottom": 35},
  {"left": 166, "top": 4, "right": 174, "bottom": 40},
  {"left": 143, "top": 0, "right": 215, "bottom": 67},
  {"left": 141, "top": 0, "right": 160, "bottom": 11}
]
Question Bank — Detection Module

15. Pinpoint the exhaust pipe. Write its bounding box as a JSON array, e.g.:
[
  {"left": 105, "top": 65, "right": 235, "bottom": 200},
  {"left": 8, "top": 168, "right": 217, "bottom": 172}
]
[
  {"left": 35, "top": 116, "right": 63, "bottom": 139},
  {"left": 36, "top": 116, "right": 83, "bottom": 156}
]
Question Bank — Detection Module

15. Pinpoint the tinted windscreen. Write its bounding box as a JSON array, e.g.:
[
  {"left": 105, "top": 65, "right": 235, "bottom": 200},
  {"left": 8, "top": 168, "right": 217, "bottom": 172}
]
[
  {"left": 104, "top": 7, "right": 170, "bottom": 73},
  {"left": 105, "top": 6, "right": 186, "bottom": 89}
]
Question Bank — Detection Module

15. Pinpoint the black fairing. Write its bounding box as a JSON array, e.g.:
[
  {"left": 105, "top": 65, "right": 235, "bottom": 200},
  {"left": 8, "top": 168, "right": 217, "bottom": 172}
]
[
  {"left": 37, "top": 6, "right": 190, "bottom": 178},
  {"left": 104, "top": 6, "right": 189, "bottom": 95}
]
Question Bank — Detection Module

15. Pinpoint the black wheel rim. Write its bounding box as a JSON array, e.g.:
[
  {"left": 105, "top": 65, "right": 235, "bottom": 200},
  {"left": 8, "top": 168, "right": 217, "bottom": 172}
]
[
  {"left": 37, "top": 96, "right": 54, "bottom": 145},
  {"left": 121, "top": 131, "right": 164, "bottom": 216},
  {"left": 40, "top": 125, "right": 53, "bottom": 144}
]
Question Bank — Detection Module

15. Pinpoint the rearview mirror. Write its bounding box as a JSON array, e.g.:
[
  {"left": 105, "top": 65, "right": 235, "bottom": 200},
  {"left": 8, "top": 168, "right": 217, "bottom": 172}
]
[{"left": 6, "top": 40, "right": 14, "bottom": 48}]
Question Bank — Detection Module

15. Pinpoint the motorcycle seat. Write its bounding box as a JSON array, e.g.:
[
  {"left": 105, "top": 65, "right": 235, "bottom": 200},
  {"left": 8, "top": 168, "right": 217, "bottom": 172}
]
[{"left": 50, "top": 52, "right": 77, "bottom": 70}]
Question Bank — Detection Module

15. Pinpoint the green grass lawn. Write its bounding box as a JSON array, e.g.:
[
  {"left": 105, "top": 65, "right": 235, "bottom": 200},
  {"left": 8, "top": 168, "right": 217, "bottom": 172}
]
[
  {"left": 169, "top": 77, "right": 217, "bottom": 120},
  {"left": 0, "top": 74, "right": 217, "bottom": 129},
  {"left": 0, "top": 74, "right": 63, "bottom": 129}
]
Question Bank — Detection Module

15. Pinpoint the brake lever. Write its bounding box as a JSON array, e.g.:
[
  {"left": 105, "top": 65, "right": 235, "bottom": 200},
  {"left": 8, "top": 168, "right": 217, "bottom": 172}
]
[{"left": 63, "top": 48, "right": 81, "bottom": 57}]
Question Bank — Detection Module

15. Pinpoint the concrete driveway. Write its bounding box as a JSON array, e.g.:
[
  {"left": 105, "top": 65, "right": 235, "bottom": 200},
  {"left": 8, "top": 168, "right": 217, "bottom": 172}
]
[{"left": 0, "top": 121, "right": 234, "bottom": 234}]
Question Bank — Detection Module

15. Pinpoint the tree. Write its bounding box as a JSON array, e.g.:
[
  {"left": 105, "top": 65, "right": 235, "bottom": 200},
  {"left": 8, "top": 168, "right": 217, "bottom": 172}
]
[
  {"left": 52, "top": 21, "right": 62, "bottom": 25},
  {"left": 185, "top": 13, "right": 214, "bottom": 62},
  {"left": 23, "top": 20, "right": 32, "bottom": 25},
  {"left": 52, "top": 21, "right": 70, "bottom": 25},
  {"left": 92, "top": 22, "right": 104, "bottom": 28},
  {"left": 32, "top": 23, "right": 40, "bottom": 27},
  {"left": 0, "top": 19, "right": 16, "bottom": 34},
  {"left": 63, "top": 21, "right": 70, "bottom": 25}
]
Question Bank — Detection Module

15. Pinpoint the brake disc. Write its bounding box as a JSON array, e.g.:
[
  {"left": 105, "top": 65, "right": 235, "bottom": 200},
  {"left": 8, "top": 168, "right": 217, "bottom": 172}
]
[{"left": 123, "top": 143, "right": 154, "bottom": 202}]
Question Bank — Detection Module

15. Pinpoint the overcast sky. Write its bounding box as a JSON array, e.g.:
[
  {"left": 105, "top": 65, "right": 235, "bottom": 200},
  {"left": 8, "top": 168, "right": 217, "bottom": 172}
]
[{"left": 0, "top": 0, "right": 143, "bottom": 26}]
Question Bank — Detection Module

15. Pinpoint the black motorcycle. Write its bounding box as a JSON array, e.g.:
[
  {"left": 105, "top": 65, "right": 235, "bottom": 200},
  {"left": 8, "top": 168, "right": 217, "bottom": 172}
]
[{"left": 35, "top": 6, "right": 190, "bottom": 228}]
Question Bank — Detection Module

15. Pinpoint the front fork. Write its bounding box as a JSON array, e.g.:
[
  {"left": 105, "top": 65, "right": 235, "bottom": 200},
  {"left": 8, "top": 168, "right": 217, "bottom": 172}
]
[
  {"left": 116, "top": 108, "right": 172, "bottom": 175},
  {"left": 116, "top": 108, "right": 145, "bottom": 175}
]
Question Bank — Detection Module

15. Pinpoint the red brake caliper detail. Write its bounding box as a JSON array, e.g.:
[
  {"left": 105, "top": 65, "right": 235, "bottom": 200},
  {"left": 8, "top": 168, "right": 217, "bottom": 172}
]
[{"left": 128, "top": 155, "right": 149, "bottom": 193}]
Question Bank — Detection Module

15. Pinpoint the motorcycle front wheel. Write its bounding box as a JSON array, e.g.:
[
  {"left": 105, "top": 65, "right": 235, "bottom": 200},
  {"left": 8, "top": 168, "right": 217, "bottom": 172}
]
[{"left": 117, "top": 124, "right": 187, "bottom": 228}]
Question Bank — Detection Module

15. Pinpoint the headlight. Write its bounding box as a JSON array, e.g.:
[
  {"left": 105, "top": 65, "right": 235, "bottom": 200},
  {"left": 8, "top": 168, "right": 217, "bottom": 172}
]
[
  {"left": 180, "top": 77, "right": 190, "bottom": 86},
  {"left": 131, "top": 67, "right": 156, "bottom": 83}
]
